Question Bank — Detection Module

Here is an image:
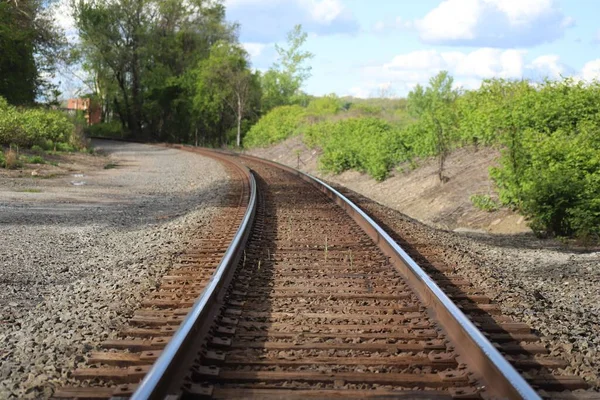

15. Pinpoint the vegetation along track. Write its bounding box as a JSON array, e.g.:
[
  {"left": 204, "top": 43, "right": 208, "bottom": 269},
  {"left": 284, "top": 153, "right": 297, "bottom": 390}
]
[{"left": 55, "top": 147, "right": 592, "bottom": 399}]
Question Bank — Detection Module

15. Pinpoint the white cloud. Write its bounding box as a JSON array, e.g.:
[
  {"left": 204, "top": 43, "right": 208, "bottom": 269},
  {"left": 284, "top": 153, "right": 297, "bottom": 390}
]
[
  {"left": 372, "top": 17, "right": 413, "bottom": 33},
  {"left": 415, "top": 0, "right": 572, "bottom": 47},
  {"left": 306, "top": 0, "right": 344, "bottom": 23},
  {"left": 242, "top": 42, "right": 267, "bottom": 58},
  {"left": 358, "top": 48, "right": 591, "bottom": 96},
  {"left": 526, "top": 55, "right": 566, "bottom": 79},
  {"left": 226, "top": 0, "right": 358, "bottom": 43},
  {"left": 580, "top": 59, "right": 600, "bottom": 82},
  {"left": 380, "top": 48, "right": 527, "bottom": 82}
]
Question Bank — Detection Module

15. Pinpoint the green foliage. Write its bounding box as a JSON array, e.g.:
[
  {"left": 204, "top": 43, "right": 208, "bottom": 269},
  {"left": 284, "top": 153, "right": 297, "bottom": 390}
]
[
  {"left": 261, "top": 25, "right": 314, "bottom": 111},
  {"left": 518, "top": 125, "right": 600, "bottom": 239},
  {"left": 305, "top": 118, "right": 407, "bottom": 181},
  {"left": 85, "top": 121, "right": 125, "bottom": 139},
  {"left": 305, "top": 95, "right": 341, "bottom": 118},
  {"left": 470, "top": 194, "right": 499, "bottom": 212},
  {"left": 0, "top": 98, "right": 75, "bottom": 148},
  {"left": 24, "top": 155, "right": 45, "bottom": 164},
  {"left": 193, "top": 42, "right": 260, "bottom": 147},
  {"left": 244, "top": 105, "right": 306, "bottom": 147},
  {"left": 407, "top": 71, "right": 459, "bottom": 182},
  {"left": 0, "top": 150, "right": 5, "bottom": 168},
  {"left": 466, "top": 78, "right": 600, "bottom": 239},
  {"left": 30, "top": 145, "right": 45, "bottom": 155},
  {"left": 74, "top": 0, "right": 237, "bottom": 142},
  {"left": 56, "top": 142, "right": 76, "bottom": 152},
  {"left": 0, "top": 0, "right": 66, "bottom": 105}
]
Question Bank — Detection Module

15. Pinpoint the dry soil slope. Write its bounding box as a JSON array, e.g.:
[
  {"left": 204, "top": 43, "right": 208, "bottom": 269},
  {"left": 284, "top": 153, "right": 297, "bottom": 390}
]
[{"left": 246, "top": 136, "right": 529, "bottom": 235}]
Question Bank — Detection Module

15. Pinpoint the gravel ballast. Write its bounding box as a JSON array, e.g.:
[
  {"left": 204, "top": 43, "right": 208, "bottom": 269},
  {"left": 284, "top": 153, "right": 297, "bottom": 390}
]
[
  {"left": 0, "top": 141, "right": 230, "bottom": 398},
  {"left": 338, "top": 187, "right": 600, "bottom": 391}
]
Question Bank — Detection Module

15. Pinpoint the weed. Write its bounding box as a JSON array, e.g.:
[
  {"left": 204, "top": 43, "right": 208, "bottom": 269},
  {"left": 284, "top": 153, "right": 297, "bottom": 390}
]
[
  {"left": 18, "top": 188, "right": 42, "bottom": 193},
  {"left": 104, "top": 162, "right": 118, "bottom": 169},
  {"left": 25, "top": 155, "right": 45, "bottom": 164},
  {"left": 470, "top": 194, "right": 500, "bottom": 212},
  {"left": 5, "top": 148, "right": 20, "bottom": 169}
]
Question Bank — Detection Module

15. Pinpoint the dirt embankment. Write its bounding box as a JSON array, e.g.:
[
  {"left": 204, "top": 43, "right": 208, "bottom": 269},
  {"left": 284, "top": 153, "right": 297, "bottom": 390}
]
[{"left": 246, "top": 136, "right": 529, "bottom": 235}]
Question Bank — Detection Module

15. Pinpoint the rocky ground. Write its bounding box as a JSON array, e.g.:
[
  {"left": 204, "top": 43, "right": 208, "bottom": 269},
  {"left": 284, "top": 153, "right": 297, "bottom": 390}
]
[
  {"left": 0, "top": 140, "right": 230, "bottom": 398},
  {"left": 337, "top": 186, "right": 600, "bottom": 391}
]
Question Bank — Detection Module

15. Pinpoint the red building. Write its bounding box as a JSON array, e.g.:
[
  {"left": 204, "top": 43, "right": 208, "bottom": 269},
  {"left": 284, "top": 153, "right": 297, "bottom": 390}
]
[{"left": 65, "top": 98, "right": 101, "bottom": 125}]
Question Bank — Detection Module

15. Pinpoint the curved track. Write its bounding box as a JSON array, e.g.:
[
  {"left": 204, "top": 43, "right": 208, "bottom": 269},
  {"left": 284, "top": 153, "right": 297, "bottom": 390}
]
[{"left": 56, "top": 146, "right": 590, "bottom": 400}]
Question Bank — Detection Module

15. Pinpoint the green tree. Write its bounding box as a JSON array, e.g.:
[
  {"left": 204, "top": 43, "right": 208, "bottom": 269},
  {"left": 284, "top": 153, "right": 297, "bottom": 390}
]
[
  {"left": 0, "top": 0, "right": 66, "bottom": 104},
  {"left": 407, "top": 71, "right": 459, "bottom": 182},
  {"left": 194, "top": 42, "right": 260, "bottom": 147},
  {"left": 73, "top": 0, "right": 236, "bottom": 142},
  {"left": 261, "top": 24, "right": 314, "bottom": 111}
]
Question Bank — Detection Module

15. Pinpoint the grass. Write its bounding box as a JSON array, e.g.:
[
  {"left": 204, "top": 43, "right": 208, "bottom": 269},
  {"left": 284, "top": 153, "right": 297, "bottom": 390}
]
[
  {"left": 18, "top": 188, "right": 42, "bottom": 193},
  {"left": 104, "top": 162, "right": 118, "bottom": 169}
]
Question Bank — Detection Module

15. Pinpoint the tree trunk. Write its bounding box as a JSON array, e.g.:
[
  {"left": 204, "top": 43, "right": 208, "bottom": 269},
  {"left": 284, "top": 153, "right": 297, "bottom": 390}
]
[{"left": 236, "top": 94, "right": 242, "bottom": 147}]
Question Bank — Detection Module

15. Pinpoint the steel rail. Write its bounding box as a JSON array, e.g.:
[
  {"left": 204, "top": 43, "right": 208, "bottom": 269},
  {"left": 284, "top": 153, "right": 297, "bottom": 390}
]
[
  {"left": 237, "top": 153, "right": 541, "bottom": 400},
  {"left": 131, "top": 160, "right": 257, "bottom": 400},
  {"left": 131, "top": 147, "right": 540, "bottom": 399}
]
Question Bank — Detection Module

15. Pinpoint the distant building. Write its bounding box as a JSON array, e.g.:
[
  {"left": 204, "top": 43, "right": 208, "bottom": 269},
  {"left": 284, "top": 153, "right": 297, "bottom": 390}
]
[{"left": 63, "top": 98, "right": 101, "bottom": 125}]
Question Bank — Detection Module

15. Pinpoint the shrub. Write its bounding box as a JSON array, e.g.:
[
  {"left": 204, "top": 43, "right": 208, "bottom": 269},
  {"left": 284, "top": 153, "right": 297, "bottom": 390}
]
[
  {"left": 0, "top": 151, "right": 5, "bottom": 168},
  {"left": 85, "top": 121, "right": 124, "bottom": 139},
  {"left": 470, "top": 194, "right": 499, "bottom": 212},
  {"left": 30, "top": 145, "right": 45, "bottom": 155},
  {"left": 305, "top": 118, "right": 408, "bottom": 181},
  {"left": 349, "top": 103, "right": 382, "bottom": 116},
  {"left": 56, "top": 142, "right": 76, "bottom": 152},
  {"left": 305, "top": 95, "right": 341, "bottom": 118},
  {"left": 244, "top": 105, "right": 306, "bottom": 147},
  {"left": 5, "top": 148, "right": 19, "bottom": 169},
  {"left": 25, "top": 155, "right": 45, "bottom": 164},
  {"left": 0, "top": 97, "right": 75, "bottom": 148},
  {"left": 517, "top": 126, "right": 600, "bottom": 239}
]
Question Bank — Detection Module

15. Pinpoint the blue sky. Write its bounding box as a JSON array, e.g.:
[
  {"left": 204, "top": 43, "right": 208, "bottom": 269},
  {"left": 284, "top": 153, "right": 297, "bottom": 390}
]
[{"left": 226, "top": 0, "right": 600, "bottom": 97}]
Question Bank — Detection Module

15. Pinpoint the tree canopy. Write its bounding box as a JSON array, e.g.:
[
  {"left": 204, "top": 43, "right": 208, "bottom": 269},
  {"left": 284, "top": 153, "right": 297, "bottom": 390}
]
[{"left": 0, "top": 0, "right": 67, "bottom": 104}]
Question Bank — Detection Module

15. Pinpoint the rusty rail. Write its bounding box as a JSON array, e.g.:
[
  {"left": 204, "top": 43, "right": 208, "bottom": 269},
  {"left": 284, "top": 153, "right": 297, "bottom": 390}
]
[
  {"left": 238, "top": 154, "right": 541, "bottom": 399},
  {"left": 130, "top": 150, "right": 539, "bottom": 399},
  {"left": 131, "top": 156, "right": 257, "bottom": 400}
]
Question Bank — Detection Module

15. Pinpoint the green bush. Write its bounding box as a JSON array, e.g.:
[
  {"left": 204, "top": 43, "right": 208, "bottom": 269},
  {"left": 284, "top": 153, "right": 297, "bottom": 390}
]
[
  {"left": 244, "top": 105, "right": 306, "bottom": 147},
  {"left": 349, "top": 103, "right": 382, "bottom": 116},
  {"left": 0, "top": 97, "right": 75, "bottom": 148},
  {"left": 24, "top": 155, "right": 45, "bottom": 164},
  {"left": 518, "top": 125, "right": 600, "bottom": 239},
  {"left": 470, "top": 194, "right": 499, "bottom": 212},
  {"left": 56, "top": 142, "right": 76, "bottom": 152},
  {"left": 305, "top": 95, "right": 341, "bottom": 117},
  {"left": 85, "top": 121, "right": 124, "bottom": 139},
  {"left": 305, "top": 118, "right": 408, "bottom": 181},
  {"left": 30, "top": 145, "right": 45, "bottom": 155}
]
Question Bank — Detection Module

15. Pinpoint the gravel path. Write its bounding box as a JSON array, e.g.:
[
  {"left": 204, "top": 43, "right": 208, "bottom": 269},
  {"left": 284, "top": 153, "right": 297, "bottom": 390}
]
[
  {"left": 0, "top": 141, "right": 230, "bottom": 398},
  {"left": 337, "top": 186, "right": 600, "bottom": 391}
]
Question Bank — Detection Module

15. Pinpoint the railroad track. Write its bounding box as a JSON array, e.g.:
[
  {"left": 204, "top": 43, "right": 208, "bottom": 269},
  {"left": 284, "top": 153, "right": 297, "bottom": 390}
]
[{"left": 55, "top": 147, "right": 591, "bottom": 399}]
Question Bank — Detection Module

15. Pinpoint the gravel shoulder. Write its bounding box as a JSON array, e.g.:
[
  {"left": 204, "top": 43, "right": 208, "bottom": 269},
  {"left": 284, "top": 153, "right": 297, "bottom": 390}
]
[
  {"left": 0, "top": 140, "right": 230, "bottom": 398},
  {"left": 335, "top": 185, "right": 600, "bottom": 391}
]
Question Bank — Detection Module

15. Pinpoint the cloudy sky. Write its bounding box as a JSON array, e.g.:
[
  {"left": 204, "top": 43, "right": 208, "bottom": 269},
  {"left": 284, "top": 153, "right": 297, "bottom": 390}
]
[{"left": 227, "top": 0, "right": 600, "bottom": 97}]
